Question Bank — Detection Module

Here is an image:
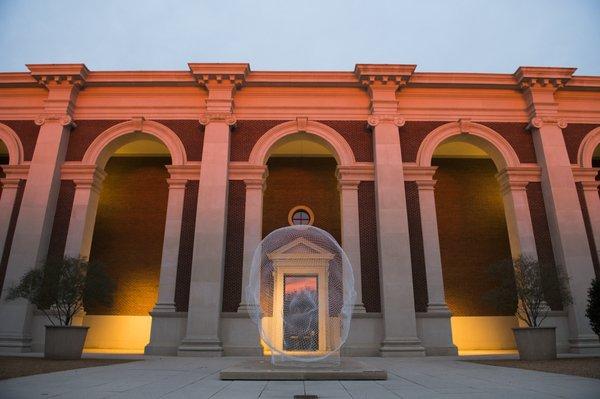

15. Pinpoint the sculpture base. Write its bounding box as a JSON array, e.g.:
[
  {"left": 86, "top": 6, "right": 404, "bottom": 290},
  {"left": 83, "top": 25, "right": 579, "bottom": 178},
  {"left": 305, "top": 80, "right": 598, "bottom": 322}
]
[{"left": 220, "top": 358, "right": 387, "bottom": 380}]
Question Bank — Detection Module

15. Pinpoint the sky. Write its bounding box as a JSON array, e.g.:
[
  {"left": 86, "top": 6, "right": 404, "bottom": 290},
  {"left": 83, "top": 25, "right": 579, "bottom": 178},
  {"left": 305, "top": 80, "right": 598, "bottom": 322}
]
[{"left": 0, "top": 0, "right": 599, "bottom": 74}]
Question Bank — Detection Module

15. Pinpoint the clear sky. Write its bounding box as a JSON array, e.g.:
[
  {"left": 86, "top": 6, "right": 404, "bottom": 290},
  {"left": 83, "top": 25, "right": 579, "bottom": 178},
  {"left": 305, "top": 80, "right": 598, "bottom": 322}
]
[{"left": 0, "top": 0, "right": 599, "bottom": 74}]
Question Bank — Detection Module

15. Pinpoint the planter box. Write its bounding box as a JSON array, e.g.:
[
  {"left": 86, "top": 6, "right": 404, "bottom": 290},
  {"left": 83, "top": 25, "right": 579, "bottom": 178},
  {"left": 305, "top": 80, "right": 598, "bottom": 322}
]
[
  {"left": 512, "top": 327, "right": 556, "bottom": 361},
  {"left": 44, "top": 326, "right": 89, "bottom": 360}
]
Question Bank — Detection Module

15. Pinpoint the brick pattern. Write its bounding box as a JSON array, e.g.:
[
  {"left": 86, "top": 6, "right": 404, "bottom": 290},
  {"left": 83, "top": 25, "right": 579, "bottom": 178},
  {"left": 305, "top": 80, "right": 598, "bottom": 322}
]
[
  {"left": 174, "top": 180, "right": 199, "bottom": 312},
  {"left": 318, "top": 120, "right": 373, "bottom": 162},
  {"left": 155, "top": 120, "right": 204, "bottom": 161},
  {"left": 481, "top": 122, "right": 536, "bottom": 164},
  {"left": 0, "top": 180, "right": 25, "bottom": 291},
  {"left": 87, "top": 157, "right": 169, "bottom": 315},
  {"left": 262, "top": 157, "right": 341, "bottom": 243},
  {"left": 358, "top": 181, "right": 381, "bottom": 313},
  {"left": 46, "top": 180, "right": 75, "bottom": 261},
  {"left": 222, "top": 180, "right": 246, "bottom": 312},
  {"left": 67, "top": 120, "right": 126, "bottom": 161},
  {"left": 230, "top": 120, "right": 285, "bottom": 162},
  {"left": 433, "top": 158, "right": 514, "bottom": 316},
  {"left": 405, "top": 181, "right": 428, "bottom": 312},
  {"left": 577, "top": 182, "right": 600, "bottom": 276},
  {"left": 527, "top": 182, "right": 563, "bottom": 309},
  {"left": 400, "top": 121, "right": 447, "bottom": 163},
  {"left": 562, "top": 124, "right": 600, "bottom": 164},
  {"left": 1, "top": 120, "right": 40, "bottom": 161}
]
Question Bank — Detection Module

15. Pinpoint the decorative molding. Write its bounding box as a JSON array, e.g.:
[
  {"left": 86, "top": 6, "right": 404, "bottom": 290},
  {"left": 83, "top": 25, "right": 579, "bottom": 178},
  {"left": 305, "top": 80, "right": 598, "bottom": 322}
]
[
  {"left": 0, "top": 164, "right": 29, "bottom": 181},
  {"left": 495, "top": 166, "right": 542, "bottom": 194},
  {"left": 228, "top": 163, "right": 268, "bottom": 181},
  {"left": 577, "top": 126, "right": 600, "bottom": 168},
  {"left": 367, "top": 114, "right": 405, "bottom": 127},
  {"left": 198, "top": 113, "right": 236, "bottom": 126},
  {"left": 34, "top": 114, "right": 75, "bottom": 127},
  {"left": 188, "top": 63, "right": 250, "bottom": 88},
  {"left": 416, "top": 120, "right": 521, "bottom": 169},
  {"left": 60, "top": 163, "right": 107, "bottom": 193},
  {"left": 248, "top": 120, "right": 356, "bottom": 166},
  {"left": 82, "top": 119, "right": 188, "bottom": 167},
  {"left": 336, "top": 163, "right": 375, "bottom": 182},
  {"left": 0, "top": 122, "right": 25, "bottom": 165},
  {"left": 526, "top": 116, "right": 567, "bottom": 130}
]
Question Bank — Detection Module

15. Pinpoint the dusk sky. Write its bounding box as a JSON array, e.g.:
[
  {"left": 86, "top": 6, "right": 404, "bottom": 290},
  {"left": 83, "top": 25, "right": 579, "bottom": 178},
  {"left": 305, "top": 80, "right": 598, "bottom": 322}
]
[{"left": 0, "top": 0, "right": 599, "bottom": 74}]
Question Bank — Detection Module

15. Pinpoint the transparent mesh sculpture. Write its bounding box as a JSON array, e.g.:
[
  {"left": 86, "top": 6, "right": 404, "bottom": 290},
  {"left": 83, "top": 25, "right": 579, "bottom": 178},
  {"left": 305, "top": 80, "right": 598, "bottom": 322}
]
[{"left": 246, "top": 225, "right": 356, "bottom": 365}]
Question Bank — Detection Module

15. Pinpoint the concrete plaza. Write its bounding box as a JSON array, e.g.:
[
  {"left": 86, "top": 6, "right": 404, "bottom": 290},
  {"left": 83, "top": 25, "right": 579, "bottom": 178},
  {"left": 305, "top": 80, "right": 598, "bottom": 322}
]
[{"left": 0, "top": 356, "right": 599, "bottom": 398}]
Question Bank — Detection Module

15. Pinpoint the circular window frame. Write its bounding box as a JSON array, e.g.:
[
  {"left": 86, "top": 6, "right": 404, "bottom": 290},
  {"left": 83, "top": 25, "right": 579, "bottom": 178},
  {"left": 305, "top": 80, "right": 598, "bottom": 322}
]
[{"left": 288, "top": 205, "right": 315, "bottom": 226}]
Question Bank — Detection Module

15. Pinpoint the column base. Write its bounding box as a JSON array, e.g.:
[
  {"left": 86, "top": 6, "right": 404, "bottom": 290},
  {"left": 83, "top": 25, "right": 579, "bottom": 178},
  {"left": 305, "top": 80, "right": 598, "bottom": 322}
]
[
  {"left": 426, "top": 303, "right": 452, "bottom": 316},
  {"left": 151, "top": 303, "right": 177, "bottom": 313},
  {"left": 380, "top": 338, "right": 425, "bottom": 357},
  {"left": 352, "top": 303, "right": 367, "bottom": 314},
  {"left": 237, "top": 303, "right": 258, "bottom": 314},
  {"left": 0, "top": 334, "right": 32, "bottom": 353},
  {"left": 178, "top": 338, "right": 223, "bottom": 357},
  {"left": 569, "top": 335, "right": 600, "bottom": 354},
  {"left": 145, "top": 309, "right": 187, "bottom": 356}
]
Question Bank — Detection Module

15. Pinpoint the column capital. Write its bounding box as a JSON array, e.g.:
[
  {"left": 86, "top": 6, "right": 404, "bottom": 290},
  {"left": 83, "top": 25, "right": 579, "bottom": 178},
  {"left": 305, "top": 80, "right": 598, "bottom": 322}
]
[
  {"left": 244, "top": 178, "right": 266, "bottom": 192},
  {"left": 336, "top": 164, "right": 375, "bottom": 182},
  {"left": 61, "top": 164, "right": 107, "bottom": 192},
  {"left": 34, "top": 114, "right": 76, "bottom": 127},
  {"left": 367, "top": 114, "right": 405, "bottom": 127},
  {"left": 572, "top": 166, "right": 600, "bottom": 183},
  {"left": 526, "top": 116, "right": 568, "bottom": 130},
  {"left": 415, "top": 179, "right": 437, "bottom": 190},
  {"left": 166, "top": 178, "right": 188, "bottom": 190},
  {"left": 199, "top": 113, "right": 237, "bottom": 126},
  {"left": 0, "top": 177, "right": 21, "bottom": 190},
  {"left": 166, "top": 164, "right": 202, "bottom": 180},
  {"left": 1, "top": 164, "right": 29, "bottom": 181},
  {"left": 495, "top": 166, "right": 542, "bottom": 194},
  {"left": 228, "top": 163, "right": 268, "bottom": 181},
  {"left": 402, "top": 165, "right": 437, "bottom": 182}
]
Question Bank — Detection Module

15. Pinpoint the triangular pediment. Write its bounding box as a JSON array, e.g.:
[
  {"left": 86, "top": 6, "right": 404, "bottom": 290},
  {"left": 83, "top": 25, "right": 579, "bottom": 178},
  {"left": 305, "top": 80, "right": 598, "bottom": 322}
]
[{"left": 267, "top": 237, "right": 334, "bottom": 261}]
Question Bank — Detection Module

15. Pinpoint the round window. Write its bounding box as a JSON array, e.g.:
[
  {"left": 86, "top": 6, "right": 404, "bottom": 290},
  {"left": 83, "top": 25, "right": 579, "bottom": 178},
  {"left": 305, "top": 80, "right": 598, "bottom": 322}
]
[{"left": 288, "top": 205, "right": 314, "bottom": 226}]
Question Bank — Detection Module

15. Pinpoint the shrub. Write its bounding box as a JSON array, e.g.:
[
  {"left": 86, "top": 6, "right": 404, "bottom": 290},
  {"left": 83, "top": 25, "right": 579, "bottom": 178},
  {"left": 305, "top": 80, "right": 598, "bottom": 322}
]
[
  {"left": 6, "top": 257, "right": 115, "bottom": 326},
  {"left": 586, "top": 278, "right": 600, "bottom": 337}
]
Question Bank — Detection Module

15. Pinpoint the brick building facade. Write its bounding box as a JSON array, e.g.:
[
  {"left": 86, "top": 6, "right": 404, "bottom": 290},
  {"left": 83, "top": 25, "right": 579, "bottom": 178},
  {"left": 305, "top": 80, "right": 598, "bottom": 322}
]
[{"left": 0, "top": 63, "right": 599, "bottom": 356}]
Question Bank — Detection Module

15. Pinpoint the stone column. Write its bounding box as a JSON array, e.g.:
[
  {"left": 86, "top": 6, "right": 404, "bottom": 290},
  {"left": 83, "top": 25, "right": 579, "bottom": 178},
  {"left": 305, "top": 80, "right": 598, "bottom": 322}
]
[
  {"left": 336, "top": 170, "right": 366, "bottom": 313},
  {"left": 62, "top": 165, "right": 106, "bottom": 258},
  {"left": 516, "top": 66, "right": 599, "bottom": 353},
  {"left": 179, "top": 63, "right": 249, "bottom": 356},
  {"left": 574, "top": 169, "right": 600, "bottom": 268},
  {"left": 0, "top": 166, "right": 28, "bottom": 268},
  {"left": 355, "top": 64, "right": 424, "bottom": 356},
  {"left": 495, "top": 168, "right": 540, "bottom": 258},
  {"left": 414, "top": 177, "right": 449, "bottom": 313},
  {"left": 0, "top": 64, "right": 87, "bottom": 351},
  {"left": 238, "top": 167, "right": 267, "bottom": 312}
]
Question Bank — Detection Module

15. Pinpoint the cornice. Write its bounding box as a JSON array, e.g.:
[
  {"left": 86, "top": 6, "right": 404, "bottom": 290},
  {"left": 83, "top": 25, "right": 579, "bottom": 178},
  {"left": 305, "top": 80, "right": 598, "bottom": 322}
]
[
  {"left": 188, "top": 63, "right": 250, "bottom": 87},
  {"left": 514, "top": 66, "right": 577, "bottom": 89},
  {"left": 354, "top": 64, "right": 416, "bottom": 86},
  {"left": 26, "top": 64, "right": 89, "bottom": 88}
]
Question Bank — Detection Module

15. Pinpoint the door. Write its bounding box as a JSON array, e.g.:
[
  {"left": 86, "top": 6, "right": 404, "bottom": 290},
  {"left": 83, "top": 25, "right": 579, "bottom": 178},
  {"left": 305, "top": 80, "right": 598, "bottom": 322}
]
[{"left": 283, "top": 275, "right": 319, "bottom": 351}]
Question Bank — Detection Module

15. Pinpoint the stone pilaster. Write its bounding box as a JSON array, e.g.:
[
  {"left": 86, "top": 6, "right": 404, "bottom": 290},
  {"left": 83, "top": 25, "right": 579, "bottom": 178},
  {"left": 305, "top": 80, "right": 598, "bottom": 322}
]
[
  {"left": 0, "top": 64, "right": 87, "bottom": 351},
  {"left": 355, "top": 64, "right": 425, "bottom": 356},
  {"left": 0, "top": 166, "right": 28, "bottom": 270},
  {"left": 178, "top": 63, "right": 249, "bottom": 356},
  {"left": 516, "top": 66, "right": 600, "bottom": 353},
  {"left": 62, "top": 165, "right": 106, "bottom": 258},
  {"left": 573, "top": 168, "right": 600, "bottom": 273}
]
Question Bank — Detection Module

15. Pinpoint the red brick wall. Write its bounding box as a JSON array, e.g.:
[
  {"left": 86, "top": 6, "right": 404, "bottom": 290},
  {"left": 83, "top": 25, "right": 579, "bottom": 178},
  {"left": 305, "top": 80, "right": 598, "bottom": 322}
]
[
  {"left": 405, "top": 181, "right": 428, "bottom": 312},
  {"left": 262, "top": 157, "right": 341, "bottom": 243},
  {"left": 0, "top": 180, "right": 25, "bottom": 291},
  {"left": 319, "top": 121, "right": 373, "bottom": 162},
  {"left": 1, "top": 121, "right": 40, "bottom": 161},
  {"left": 174, "top": 180, "right": 198, "bottom": 312},
  {"left": 358, "top": 181, "right": 381, "bottom": 313},
  {"left": 562, "top": 124, "right": 600, "bottom": 164},
  {"left": 67, "top": 120, "right": 203, "bottom": 162},
  {"left": 46, "top": 180, "right": 75, "bottom": 261},
  {"left": 433, "top": 158, "right": 514, "bottom": 316},
  {"left": 87, "top": 157, "right": 169, "bottom": 315},
  {"left": 222, "top": 180, "right": 246, "bottom": 312},
  {"left": 527, "top": 182, "right": 563, "bottom": 309},
  {"left": 400, "top": 121, "right": 447, "bottom": 163}
]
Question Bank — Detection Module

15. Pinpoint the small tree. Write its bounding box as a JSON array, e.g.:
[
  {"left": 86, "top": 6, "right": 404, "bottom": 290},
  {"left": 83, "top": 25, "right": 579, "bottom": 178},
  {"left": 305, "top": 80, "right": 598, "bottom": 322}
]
[
  {"left": 487, "top": 255, "right": 572, "bottom": 328},
  {"left": 586, "top": 278, "right": 600, "bottom": 337},
  {"left": 6, "top": 257, "right": 115, "bottom": 326}
]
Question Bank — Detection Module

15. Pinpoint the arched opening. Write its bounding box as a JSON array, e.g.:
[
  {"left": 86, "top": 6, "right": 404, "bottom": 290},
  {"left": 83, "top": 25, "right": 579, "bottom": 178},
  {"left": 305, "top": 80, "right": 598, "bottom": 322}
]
[
  {"left": 84, "top": 134, "right": 172, "bottom": 353},
  {"left": 262, "top": 132, "right": 341, "bottom": 242},
  {"left": 0, "top": 139, "right": 8, "bottom": 178},
  {"left": 431, "top": 136, "right": 517, "bottom": 354}
]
